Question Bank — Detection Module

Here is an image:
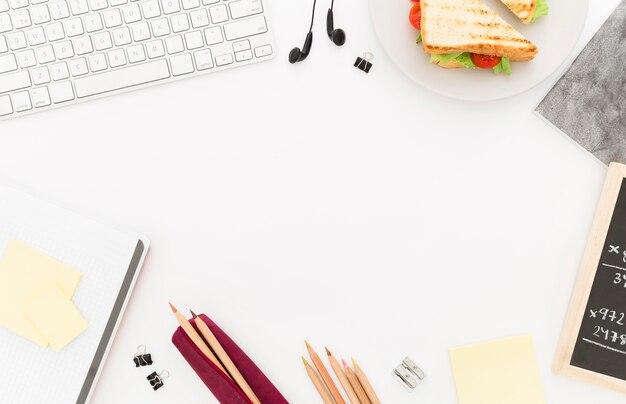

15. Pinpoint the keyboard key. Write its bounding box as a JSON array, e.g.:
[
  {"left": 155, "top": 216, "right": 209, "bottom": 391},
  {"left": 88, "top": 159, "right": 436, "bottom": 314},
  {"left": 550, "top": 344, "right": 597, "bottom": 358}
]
[
  {"left": 223, "top": 15, "right": 266, "bottom": 41},
  {"left": 0, "top": 15, "right": 12, "bottom": 33},
  {"left": 215, "top": 53, "right": 232, "bottom": 66},
  {"left": 0, "top": 0, "right": 8, "bottom": 12},
  {"left": 107, "top": 48, "right": 125, "bottom": 67},
  {"left": 7, "top": 31, "right": 27, "bottom": 50},
  {"left": 232, "top": 39, "right": 249, "bottom": 52},
  {"left": 127, "top": 43, "right": 144, "bottom": 62},
  {"left": 209, "top": 4, "right": 227, "bottom": 23},
  {"left": 31, "top": 5, "right": 51, "bottom": 24},
  {"left": 201, "top": 0, "right": 217, "bottom": 4},
  {"left": 112, "top": 26, "right": 131, "bottom": 45},
  {"left": 93, "top": 31, "right": 112, "bottom": 50},
  {"left": 27, "top": 27, "right": 46, "bottom": 45},
  {"left": 122, "top": 3, "right": 141, "bottom": 23},
  {"left": 11, "top": 9, "right": 32, "bottom": 29},
  {"left": 170, "top": 13, "right": 188, "bottom": 33},
  {"left": 164, "top": 34, "right": 182, "bottom": 53},
  {"left": 45, "top": 22, "right": 65, "bottom": 41},
  {"left": 151, "top": 17, "right": 170, "bottom": 37},
  {"left": 181, "top": 0, "right": 198, "bottom": 10},
  {"left": 32, "top": 66, "right": 51, "bottom": 83},
  {"left": 54, "top": 40, "right": 74, "bottom": 59},
  {"left": 0, "top": 53, "right": 17, "bottom": 73},
  {"left": 83, "top": 13, "right": 103, "bottom": 32},
  {"left": 50, "top": 61, "right": 69, "bottom": 79},
  {"left": 68, "top": 56, "right": 88, "bottom": 75},
  {"left": 253, "top": 43, "right": 271, "bottom": 57},
  {"left": 49, "top": 81, "right": 74, "bottom": 102},
  {"left": 169, "top": 52, "right": 192, "bottom": 75},
  {"left": 9, "top": 0, "right": 28, "bottom": 8},
  {"left": 234, "top": 49, "right": 251, "bottom": 62},
  {"left": 160, "top": 0, "right": 179, "bottom": 14},
  {"left": 0, "top": 36, "right": 7, "bottom": 53},
  {"left": 203, "top": 26, "right": 222, "bottom": 45},
  {"left": 103, "top": 9, "right": 122, "bottom": 28},
  {"left": 189, "top": 9, "right": 208, "bottom": 28},
  {"left": 50, "top": 1, "right": 70, "bottom": 20},
  {"left": 109, "top": 0, "right": 126, "bottom": 6},
  {"left": 72, "top": 35, "right": 93, "bottom": 54},
  {"left": 145, "top": 39, "right": 164, "bottom": 58},
  {"left": 17, "top": 49, "right": 36, "bottom": 67},
  {"left": 141, "top": 0, "right": 160, "bottom": 18},
  {"left": 229, "top": 0, "right": 262, "bottom": 19},
  {"left": 35, "top": 44, "right": 55, "bottom": 63},
  {"left": 12, "top": 90, "right": 31, "bottom": 111},
  {"left": 0, "top": 70, "right": 31, "bottom": 93},
  {"left": 87, "top": 52, "right": 106, "bottom": 71},
  {"left": 88, "top": 0, "right": 107, "bottom": 11},
  {"left": 64, "top": 17, "right": 83, "bottom": 36},
  {"left": 193, "top": 48, "right": 212, "bottom": 70},
  {"left": 131, "top": 21, "right": 150, "bottom": 41},
  {"left": 32, "top": 86, "right": 51, "bottom": 107},
  {"left": 183, "top": 30, "right": 202, "bottom": 50},
  {"left": 68, "top": 0, "right": 88, "bottom": 15},
  {"left": 74, "top": 59, "right": 170, "bottom": 97},
  {"left": 0, "top": 94, "right": 12, "bottom": 116}
]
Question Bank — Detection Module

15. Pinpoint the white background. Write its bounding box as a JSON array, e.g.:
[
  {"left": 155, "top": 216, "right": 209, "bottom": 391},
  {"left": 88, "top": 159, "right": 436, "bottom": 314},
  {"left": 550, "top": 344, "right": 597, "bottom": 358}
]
[{"left": 0, "top": 0, "right": 624, "bottom": 402}]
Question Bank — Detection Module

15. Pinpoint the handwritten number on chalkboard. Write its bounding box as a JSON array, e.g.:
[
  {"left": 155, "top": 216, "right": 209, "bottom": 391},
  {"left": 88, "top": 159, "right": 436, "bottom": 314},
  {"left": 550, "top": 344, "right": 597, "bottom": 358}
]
[
  {"left": 593, "top": 326, "right": 626, "bottom": 345},
  {"left": 614, "top": 272, "right": 626, "bottom": 287},
  {"left": 623, "top": 250, "right": 626, "bottom": 263}
]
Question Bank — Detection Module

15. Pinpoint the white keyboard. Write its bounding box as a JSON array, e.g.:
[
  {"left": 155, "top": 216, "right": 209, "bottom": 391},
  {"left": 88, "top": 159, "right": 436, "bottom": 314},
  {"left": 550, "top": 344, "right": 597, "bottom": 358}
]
[{"left": 0, "top": 0, "right": 274, "bottom": 120}]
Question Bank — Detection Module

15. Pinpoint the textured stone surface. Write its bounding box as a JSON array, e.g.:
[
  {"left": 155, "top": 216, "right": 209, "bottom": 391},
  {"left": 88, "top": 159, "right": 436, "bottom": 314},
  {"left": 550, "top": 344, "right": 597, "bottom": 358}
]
[{"left": 536, "top": 1, "right": 626, "bottom": 165}]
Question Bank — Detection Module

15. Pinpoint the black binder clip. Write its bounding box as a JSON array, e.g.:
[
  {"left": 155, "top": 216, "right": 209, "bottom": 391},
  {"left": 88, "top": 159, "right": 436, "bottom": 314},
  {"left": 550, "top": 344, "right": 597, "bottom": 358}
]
[
  {"left": 147, "top": 370, "right": 169, "bottom": 391},
  {"left": 133, "top": 345, "right": 153, "bottom": 367},
  {"left": 354, "top": 52, "right": 373, "bottom": 73}
]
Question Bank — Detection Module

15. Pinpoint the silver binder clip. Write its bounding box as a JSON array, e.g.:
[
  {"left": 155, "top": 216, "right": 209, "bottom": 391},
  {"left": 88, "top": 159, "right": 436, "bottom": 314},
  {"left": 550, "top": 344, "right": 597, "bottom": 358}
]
[{"left": 393, "top": 356, "right": 426, "bottom": 392}]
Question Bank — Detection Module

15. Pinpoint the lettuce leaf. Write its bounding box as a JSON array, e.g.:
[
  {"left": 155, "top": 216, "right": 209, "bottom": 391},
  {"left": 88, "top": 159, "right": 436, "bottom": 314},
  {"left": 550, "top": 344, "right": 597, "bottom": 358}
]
[
  {"left": 416, "top": 32, "right": 422, "bottom": 44},
  {"left": 429, "top": 52, "right": 463, "bottom": 64},
  {"left": 429, "top": 52, "right": 512, "bottom": 75},
  {"left": 492, "top": 57, "right": 511, "bottom": 75},
  {"left": 531, "top": 0, "right": 549, "bottom": 22},
  {"left": 454, "top": 52, "right": 476, "bottom": 68}
]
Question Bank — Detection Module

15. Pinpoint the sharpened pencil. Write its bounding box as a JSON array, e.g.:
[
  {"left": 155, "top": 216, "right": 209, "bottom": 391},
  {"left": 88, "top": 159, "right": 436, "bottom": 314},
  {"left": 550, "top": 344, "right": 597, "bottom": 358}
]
[
  {"left": 343, "top": 359, "right": 370, "bottom": 404},
  {"left": 168, "top": 303, "right": 227, "bottom": 375},
  {"left": 305, "top": 341, "right": 345, "bottom": 404},
  {"left": 191, "top": 310, "right": 261, "bottom": 404},
  {"left": 303, "top": 357, "right": 334, "bottom": 404},
  {"left": 326, "top": 348, "right": 359, "bottom": 404},
  {"left": 352, "top": 358, "right": 380, "bottom": 404}
]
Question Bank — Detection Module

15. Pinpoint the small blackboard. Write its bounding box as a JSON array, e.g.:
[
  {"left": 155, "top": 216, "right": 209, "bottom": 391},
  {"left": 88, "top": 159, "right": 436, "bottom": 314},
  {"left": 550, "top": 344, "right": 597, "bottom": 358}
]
[{"left": 555, "top": 163, "right": 626, "bottom": 392}]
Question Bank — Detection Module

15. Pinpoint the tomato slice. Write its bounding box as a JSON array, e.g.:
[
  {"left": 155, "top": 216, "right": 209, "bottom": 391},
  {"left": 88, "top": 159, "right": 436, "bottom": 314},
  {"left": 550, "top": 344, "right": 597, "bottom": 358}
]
[
  {"left": 470, "top": 53, "right": 502, "bottom": 69},
  {"left": 409, "top": 3, "right": 421, "bottom": 30}
]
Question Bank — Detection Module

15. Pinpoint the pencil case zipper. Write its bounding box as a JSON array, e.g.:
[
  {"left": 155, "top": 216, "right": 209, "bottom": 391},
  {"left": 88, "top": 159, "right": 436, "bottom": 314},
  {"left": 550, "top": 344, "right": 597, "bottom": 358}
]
[{"left": 179, "top": 327, "right": 252, "bottom": 404}]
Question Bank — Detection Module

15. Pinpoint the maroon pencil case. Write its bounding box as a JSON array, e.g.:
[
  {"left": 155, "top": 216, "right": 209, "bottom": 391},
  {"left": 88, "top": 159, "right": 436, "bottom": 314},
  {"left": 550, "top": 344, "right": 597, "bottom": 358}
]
[{"left": 172, "top": 313, "right": 289, "bottom": 404}]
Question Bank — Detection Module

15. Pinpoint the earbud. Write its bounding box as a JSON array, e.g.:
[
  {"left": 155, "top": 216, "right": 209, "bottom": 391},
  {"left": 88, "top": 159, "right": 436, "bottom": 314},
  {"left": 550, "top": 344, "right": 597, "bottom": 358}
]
[
  {"left": 326, "top": 8, "right": 346, "bottom": 46},
  {"left": 289, "top": 32, "right": 313, "bottom": 64}
]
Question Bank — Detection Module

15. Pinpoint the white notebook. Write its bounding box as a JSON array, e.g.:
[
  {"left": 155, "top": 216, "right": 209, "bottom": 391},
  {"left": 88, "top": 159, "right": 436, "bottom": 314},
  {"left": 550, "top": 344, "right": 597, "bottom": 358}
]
[{"left": 0, "top": 180, "right": 149, "bottom": 404}]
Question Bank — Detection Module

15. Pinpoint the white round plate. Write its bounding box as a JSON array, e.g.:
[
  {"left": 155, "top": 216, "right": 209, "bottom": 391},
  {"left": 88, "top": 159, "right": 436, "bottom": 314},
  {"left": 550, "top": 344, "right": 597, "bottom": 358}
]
[{"left": 369, "top": 0, "right": 589, "bottom": 101}]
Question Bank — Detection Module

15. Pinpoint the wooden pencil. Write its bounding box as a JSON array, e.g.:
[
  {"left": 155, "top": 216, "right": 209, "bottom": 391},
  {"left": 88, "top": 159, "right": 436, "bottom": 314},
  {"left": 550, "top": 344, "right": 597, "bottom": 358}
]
[
  {"left": 343, "top": 359, "right": 371, "bottom": 404},
  {"left": 191, "top": 310, "right": 261, "bottom": 404},
  {"left": 352, "top": 358, "right": 380, "bottom": 404},
  {"left": 168, "top": 303, "right": 227, "bottom": 375},
  {"left": 326, "top": 348, "right": 360, "bottom": 404},
  {"left": 305, "top": 341, "right": 345, "bottom": 404},
  {"left": 303, "top": 357, "right": 334, "bottom": 404}
]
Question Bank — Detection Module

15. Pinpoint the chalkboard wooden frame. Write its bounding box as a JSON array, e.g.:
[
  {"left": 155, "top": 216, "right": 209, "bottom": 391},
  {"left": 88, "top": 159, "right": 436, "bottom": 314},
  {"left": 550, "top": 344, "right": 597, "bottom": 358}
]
[{"left": 554, "top": 162, "right": 626, "bottom": 392}]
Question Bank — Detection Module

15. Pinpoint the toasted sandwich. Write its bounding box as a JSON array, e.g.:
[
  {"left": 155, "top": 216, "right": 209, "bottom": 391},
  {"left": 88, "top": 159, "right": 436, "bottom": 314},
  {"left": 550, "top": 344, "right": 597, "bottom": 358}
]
[
  {"left": 419, "top": 0, "right": 538, "bottom": 74},
  {"left": 501, "top": 0, "right": 549, "bottom": 24}
]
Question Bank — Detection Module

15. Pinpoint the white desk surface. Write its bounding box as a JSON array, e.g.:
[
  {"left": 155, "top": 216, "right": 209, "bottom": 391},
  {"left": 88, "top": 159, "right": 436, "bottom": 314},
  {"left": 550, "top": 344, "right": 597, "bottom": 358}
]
[{"left": 0, "top": 0, "right": 623, "bottom": 402}]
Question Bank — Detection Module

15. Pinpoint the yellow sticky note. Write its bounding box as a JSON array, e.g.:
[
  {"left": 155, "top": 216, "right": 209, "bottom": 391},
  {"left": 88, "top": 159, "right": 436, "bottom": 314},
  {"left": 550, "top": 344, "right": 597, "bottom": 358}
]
[
  {"left": 25, "top": 285, "right": 88, "bottom": 351},
  {"left": 0, "top": 240, "right": 82, "bottom": 347},
  {"left": 449, "top": 335, "right": 546, "bottom": 404}
]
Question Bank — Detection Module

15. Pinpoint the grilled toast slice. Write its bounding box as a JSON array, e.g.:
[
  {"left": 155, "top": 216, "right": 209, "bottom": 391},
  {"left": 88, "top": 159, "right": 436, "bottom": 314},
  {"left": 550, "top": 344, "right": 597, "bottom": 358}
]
[
  {"left": 421, "top": 0, "right": 538, "bottom": 61},
  {"left": 501, "top": 0, "right": 536, "bottom": 24}
]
